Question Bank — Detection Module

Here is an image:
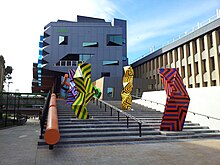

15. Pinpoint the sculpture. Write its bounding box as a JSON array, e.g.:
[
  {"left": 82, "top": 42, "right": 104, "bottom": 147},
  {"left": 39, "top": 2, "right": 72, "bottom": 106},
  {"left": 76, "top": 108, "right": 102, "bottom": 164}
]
[
  {"left": 72, "top": 63, "right": 94, "bottom": 119},
  {"left": 159, "top": 68, "right": 190, "bottom": 131},
  {"left": 121, "top": 66, "right": 134, "bottom": 110}
]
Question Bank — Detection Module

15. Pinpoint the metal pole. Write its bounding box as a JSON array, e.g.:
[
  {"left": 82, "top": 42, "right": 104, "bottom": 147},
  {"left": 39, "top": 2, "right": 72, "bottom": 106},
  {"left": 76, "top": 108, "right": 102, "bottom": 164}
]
[
  {"left": 17, "top": 95, "right": 20, "bottom": 124},
  {"left": 110, "top": 107, "right": 112, "bottom": 116},
  {"left": 100, "top": 101, "right": 102, "bottom": 109},
  {"left": 5, "top": 93, "right": 8, "bottom": 127},
  {"left": 49, "top": 145, "right": 54, "bottom": 150},
  {"left": 104, "top": 104, "right": 106, "bottom": 112},
  {"left": 127, "top": 116, "right": 129, "bottom": 128},
  {"left": 138, "top": 122, "right": 142, "bottom": 137},
  {"left": 13, "top": 94, "right": 16, "bottom": 124},
  {"left": 117, "top": 111, "right": 119, "bottom": 121},
  {"left": 96, "top": 99, "right": 98, "bottom": 106}
]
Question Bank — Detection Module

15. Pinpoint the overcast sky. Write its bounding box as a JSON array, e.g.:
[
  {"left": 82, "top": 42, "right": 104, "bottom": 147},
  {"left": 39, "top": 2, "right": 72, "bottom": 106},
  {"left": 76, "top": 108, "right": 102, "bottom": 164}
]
[{"left": 0, "top": 0, "right": 219, "bottom": 92}]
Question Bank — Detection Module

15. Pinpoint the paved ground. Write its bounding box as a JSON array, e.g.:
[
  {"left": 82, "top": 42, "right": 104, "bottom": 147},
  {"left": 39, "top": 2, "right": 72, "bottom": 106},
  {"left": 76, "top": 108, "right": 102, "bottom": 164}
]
[{"left": 0, "top": 119, "right": 220, "bottom": 165}]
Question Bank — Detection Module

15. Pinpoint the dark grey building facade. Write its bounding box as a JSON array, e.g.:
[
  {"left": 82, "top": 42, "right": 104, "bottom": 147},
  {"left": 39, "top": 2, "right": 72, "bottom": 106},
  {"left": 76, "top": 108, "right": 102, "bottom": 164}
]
[{"left": 32, "top": 15, "right": 128, "bottom": 93}]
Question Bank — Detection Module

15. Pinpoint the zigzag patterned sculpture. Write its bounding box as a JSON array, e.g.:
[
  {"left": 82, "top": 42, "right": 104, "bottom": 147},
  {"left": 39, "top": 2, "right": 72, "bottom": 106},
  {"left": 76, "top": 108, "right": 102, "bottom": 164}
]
[
  {"left": 121, "top": 66, "right": 134, "bottom": 110},
  {"left": 72, "top": 63, "right": 94, "bottom": 119},
  {"left": 159, "top": 68, "right": 190, "bottom": 131},
  {"left": 61, "top": 69, "right": 78, "bottom": 104}
]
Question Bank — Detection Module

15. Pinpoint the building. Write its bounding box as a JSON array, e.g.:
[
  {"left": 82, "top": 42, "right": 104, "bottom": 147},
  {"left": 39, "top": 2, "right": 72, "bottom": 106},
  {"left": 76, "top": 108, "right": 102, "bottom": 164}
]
[
  {"left": 32, "top": 15, "right": 128, "bottom": 93},
  {"left": 132, "top": 13, "right": 220, "bottom": 90},
  {"left": 0, "top": 56, "right": 5, "bottom": 92}
]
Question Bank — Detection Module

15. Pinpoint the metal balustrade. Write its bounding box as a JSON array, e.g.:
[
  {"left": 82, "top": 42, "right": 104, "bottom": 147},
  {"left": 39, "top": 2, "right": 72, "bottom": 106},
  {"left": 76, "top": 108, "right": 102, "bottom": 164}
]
[{"left": 93, "top": 98, "right": 144, "bottom": 137}]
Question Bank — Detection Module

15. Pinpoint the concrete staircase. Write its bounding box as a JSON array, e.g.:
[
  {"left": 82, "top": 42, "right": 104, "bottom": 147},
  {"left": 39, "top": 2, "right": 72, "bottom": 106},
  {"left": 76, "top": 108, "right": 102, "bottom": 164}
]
[{"left": 38, "top": 99, "right": 220, "bottom": 148}]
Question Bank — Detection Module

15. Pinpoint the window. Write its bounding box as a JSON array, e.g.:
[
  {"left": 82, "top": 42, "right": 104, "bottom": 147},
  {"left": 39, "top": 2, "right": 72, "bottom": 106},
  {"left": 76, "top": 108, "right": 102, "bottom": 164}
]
[
  {"left": 107, "top": 88, "right": 114, "bottom": 97},
  {"left": 103, "top": 60, "right": 119, "bottom": 66},
  {"left": 211, "top": 57, "right": 215, "bottom": 71},
  {"left": 188, "top": 64, "right": 192, "bottom": 76},
  {"left": 39, "top": 41, "right": 43, "bottom": 48},
  {"left": 79, "top": 54, "right": 93, "bottom": 63},
  {"left": 101, "top": 72, "right": 110, "bottom": 77},
  {"left": 201, "top": 37, "right": 205, "bottom": 51},
  {"left": 212, "top": 80, "right": 216, "bottom": 86},
  {"left": 59, "top": 36, "right": 68, "bottom": 45},
  {"left": 135, "top": 88, "right": 141, "bottom": 97},
  {"left": 194, "top": 40, "right": 198, "bottom": 53},
  {"left": 181, "top": 66, "right": 185, "bottom": 78},
  {"left": 195, "top": 62, "right": 199, "bottom": 75},
  {"left": 122, "top": 56, "right": 127, "bottom": 61},
  {"left": 210, "top": 33, "right": 213, "bottom": 47},
  {"left": 203, "top": 60, "right": 207, "bottom": 72},
  {"left": 107, "top": 34, "right": 123, "bottom": 46},
  {"left": 83, "top": 42, "right": 98, "bottom": 47},
  {"left": 55, "top": 60, "right": 78, "bottom": 67}
]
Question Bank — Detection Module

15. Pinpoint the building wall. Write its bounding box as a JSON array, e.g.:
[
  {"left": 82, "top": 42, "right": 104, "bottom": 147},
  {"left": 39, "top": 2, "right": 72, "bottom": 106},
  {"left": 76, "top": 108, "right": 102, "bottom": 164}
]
[
  {"left": 33, "top": 16, "right": 128, "bottom": 93},
  {"left": 132, "top": 18, "right": 220, "bottom": 90},
  {"left": 93, "top": 77, "right": 156, "bottom": 100},
  {"left": 133, "top": 86, "right": 220, "bottom": 131}
]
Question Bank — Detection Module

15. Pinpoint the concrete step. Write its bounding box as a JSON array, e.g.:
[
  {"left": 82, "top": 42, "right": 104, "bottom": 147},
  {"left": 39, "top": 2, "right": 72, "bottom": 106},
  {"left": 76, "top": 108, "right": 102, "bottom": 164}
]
[
  {"left": 60, "top": 130, "right": 161, "bottom": 138},
  {"left": 38, "top": 99, "right": 220, "bottom": 148},
  {"left": 59, "top": 127, "right": 156, "bottom": 133},
  {"left": 58, "top": 121, "right": 200, "bottom": 127},
  {"left": 38, "top": 132, "right": 220, "bottom": 146}
]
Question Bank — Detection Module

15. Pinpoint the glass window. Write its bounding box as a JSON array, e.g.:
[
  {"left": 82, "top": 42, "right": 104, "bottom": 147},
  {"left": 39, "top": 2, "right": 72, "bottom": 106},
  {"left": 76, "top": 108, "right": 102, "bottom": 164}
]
[
  {"left": 79, "top": 54, "right": 93, "bottom": 62},
  {"left": 59, "top": 36, "right": 68, "bottom": 45},
  {"left": 83, "top": 42, "right": 98, "bottom": 47},
  {"left": 201, "top": 37, "right": 205, "bottom": 51},
  {"left": 103, "top": 60, "right": 119, "bottom": 66},
  {"left": 67, "top": 61, "right": 71, "bottom": 66},
  {"left": 101, "top": 72, "right": 110, "bottom": 77},
  {"left": 107, "top": 87, "right": 114, "bottom": 97},
  {"left": 122, "top": 56, "right": 127, "bottom": 61},
  {"left": 107, "top": 34, "right": 123, "bottom": 46},
  {"left": 39, "top": 41, "right": 43, "bottom": 48},
  {"left": 40, "top": 35, "right": 44, "bottom": 41},
  {"left": 210, "top": 33, "right": 213, "bottom": 47},
  {"left": 61, "top": 61, "right": 65, "bottom": 66}
]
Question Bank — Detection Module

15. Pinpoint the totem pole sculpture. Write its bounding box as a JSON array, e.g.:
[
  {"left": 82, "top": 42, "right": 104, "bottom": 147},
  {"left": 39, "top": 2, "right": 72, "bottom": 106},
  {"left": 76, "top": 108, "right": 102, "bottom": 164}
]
[
  {"left": 72, "top": 63, "right": 94, "bottom": 119},
  {"left": 121, "top": 66, "right": 134, "bottom": 110},
  {"left": 159, "top": 68, "right": 190, "bottom": 131}
]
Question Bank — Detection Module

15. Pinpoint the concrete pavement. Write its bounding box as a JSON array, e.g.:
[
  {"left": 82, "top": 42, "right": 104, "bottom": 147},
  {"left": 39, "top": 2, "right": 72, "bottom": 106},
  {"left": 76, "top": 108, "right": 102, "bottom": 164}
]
[{"left": 0, "top": 119, "right": 220, "bottom": 165}]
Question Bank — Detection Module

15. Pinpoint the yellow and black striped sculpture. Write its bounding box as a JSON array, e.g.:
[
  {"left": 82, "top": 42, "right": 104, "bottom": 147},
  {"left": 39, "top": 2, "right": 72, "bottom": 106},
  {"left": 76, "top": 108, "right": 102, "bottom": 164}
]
[
  {"left": 121, "top": 66, "right": 134, "bottom": 110},
  {"left": 72, "top": 63, "right": 94, "bottom": 119}
]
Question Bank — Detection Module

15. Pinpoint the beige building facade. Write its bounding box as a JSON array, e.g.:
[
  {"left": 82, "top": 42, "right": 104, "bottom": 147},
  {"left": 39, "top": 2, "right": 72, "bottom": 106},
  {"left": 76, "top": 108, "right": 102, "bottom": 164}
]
[{"left": 132, "top": 17, "right": 220, "bottom": 90}]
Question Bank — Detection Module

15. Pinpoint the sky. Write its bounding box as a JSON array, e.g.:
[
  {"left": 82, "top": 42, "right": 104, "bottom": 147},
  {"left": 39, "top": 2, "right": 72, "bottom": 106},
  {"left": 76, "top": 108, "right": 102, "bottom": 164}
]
[{"left": 0, "top": 0, "right": 219, "bottom": 92}]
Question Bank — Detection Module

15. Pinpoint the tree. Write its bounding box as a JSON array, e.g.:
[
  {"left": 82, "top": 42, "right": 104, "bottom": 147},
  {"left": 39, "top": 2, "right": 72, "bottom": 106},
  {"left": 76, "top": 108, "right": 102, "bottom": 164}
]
[
  {"left": 0, "top": 55, "right": 13, "bottom": 92},
  {"left": 0, "top": 55, "right": 5, "bottom": 92}
]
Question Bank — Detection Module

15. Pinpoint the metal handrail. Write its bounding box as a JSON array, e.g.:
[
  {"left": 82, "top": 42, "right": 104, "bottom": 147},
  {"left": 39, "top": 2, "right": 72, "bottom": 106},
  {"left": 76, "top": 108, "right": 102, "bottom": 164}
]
[
  {"left": 93, "top": 98, "right": 144, "bottom": 137},
  {"left": 131, "top": 94, "right": 220, "bottom": 121},
  {"left": 39, "top": 92, "right": 51, "bottom": 139}
]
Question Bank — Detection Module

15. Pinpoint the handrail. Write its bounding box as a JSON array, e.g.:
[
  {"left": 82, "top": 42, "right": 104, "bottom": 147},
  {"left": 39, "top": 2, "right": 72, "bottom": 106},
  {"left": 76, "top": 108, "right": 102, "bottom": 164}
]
[
  {"left": 39, "top": 92, "right": 51, "bottom": 139},
  {"left": 94, "top": 98, "right": 144, "bottom": 137},
  {"left": 131, "top": 94, "right": 220, "bottom": 121},
  {"left": 44, "top": 93, "right": 60, "bottom": 150}
]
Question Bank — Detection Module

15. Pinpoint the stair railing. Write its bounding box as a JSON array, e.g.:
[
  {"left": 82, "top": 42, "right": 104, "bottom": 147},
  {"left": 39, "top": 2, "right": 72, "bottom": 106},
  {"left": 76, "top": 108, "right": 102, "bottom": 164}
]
[
  {"left": 131, "top": 94, "right": 220, "bottom": 121},
  {"left": 44, "top": 93, "right": 60, "bottom": 150},
  {"left": 93, "top": 98, "right": 144, "bottom": 137},
  {"left": 39, "top": 92, "right": 51, "bottom": 139}
]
